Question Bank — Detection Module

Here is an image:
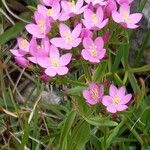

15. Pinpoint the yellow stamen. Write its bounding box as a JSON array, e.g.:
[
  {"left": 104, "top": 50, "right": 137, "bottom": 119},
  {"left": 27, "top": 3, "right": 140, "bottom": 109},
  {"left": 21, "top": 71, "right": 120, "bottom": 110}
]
[
  {"left": 37, "top": 19, "right": 45, "bottom": 26},
  {"left": 92, "top": 14, "right": 98, "bottom": 24},
  {"left": 91, "top": 88, "right": 99, "bottom": 100},
  {"left": 21, "top": 39, "right": 28, "bottom": 49},
  {"left": 68, "top": 0, "right": 75, "bottom": 7},
  {"left": 47, "top": 9, "right": 53, "bottom": 16},
  {"left": 64, "top": 32, "right": 73, "bottom": 44},
  {"left": 89, "top": 45, "right": 98, "bottom": 57},
  {"left": 123, "top": 12, "right": 131, "bottom": 23},
  {"left": 113, "top": 96, "right": 120, "bottom": 105},
  {"left": 37, "top": 20, "right": 45, "bottom": 34}
]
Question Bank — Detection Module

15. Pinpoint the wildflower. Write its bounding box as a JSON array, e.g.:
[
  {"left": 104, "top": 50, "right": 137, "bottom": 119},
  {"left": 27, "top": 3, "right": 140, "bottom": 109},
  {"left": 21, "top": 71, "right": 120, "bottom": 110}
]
[
  {"left": 112, "top": 4, "right": 143, "bottom": 29},
  {"left": 59, "top": 0, "right": 86, "bottom": 21},
  {"left": 82, "top": 6, "right": 108, "bottom": 30},
  {"left": 37, "top": 3, "right": 60, "bottom": 21},
  {"left": 81, "top": 37, "right": 106, "bottom": 63},
  {"left": 28, "top": 37, "right": 50, "bottom": 64},
  {"left": 84, "top": 0, "right": 107, "bottom": 6},
  {"left": 50, "top": 23, "right": 82, "bottom": 50},
  {"left": 37, "top": 45, "right": 72, "bottom": 77},
  {"left": 10, "top": 37, "right": 29, "bottom": 57},
  {"left": 25, "top": 12, "right": 51, "bottom": 38},
  {"left": 83, "top": 83, "right": 104, "bottom": 105},
  {"left": 102, "top": 84, "right": 132, "bottom": 113}
]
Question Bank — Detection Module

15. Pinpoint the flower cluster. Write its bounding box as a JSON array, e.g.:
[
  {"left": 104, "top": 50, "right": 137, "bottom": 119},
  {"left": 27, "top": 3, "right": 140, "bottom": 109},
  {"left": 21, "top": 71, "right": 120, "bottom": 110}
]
[
  {"left": 10, "top": 0, "right": 142, "bottom": 76},
  {"left": 10, "top": 0, "right": 141, "bottom": 113},
  {"left": 83, "top": 83, "right": 132, "bottom": 113}
]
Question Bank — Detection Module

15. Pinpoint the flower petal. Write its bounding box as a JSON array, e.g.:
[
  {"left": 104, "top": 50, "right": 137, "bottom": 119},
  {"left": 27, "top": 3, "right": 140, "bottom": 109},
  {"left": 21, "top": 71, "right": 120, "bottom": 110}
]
[
  {"left": 72, "top": 23, "right": 82, "bottom": 38},
  {"left": 116, "top": 104, "right": 128, "bottom": 111},
  {"left": 45, "top": 67, "right": 56, "bottom": 77},
  {"left": 56, "top": 66, "right": 69, "bottom": 75},
  {"left": 60, "top": 53, "right": 72, "bottom": 66},
  {"left": 112, "top": 11, "right": 123, "bottom": 23},
  {"left": 50, "top": 38, "right": 65, "bottom": 48},
  {"left": 50, "top": 45, "right": 60, "bottom": 59},
  {"left": 109, "top": 84, "right": 117, "bottom": 97},
  {"left": 95, "top": 37, "right": 104, "bottom": 49},
  {"left": 107, "top": 104, "right": 117, "bottom": 113},
  {"left": 102, "top": 96, "right": 112, "bottom": 106},
  {"left": 121, "top": 94, "right": 132, "bottom": 104},
  {"left": 59, "top": 23, "right": 71, "bottom": 37},
  {"left": 117, "top": 86, "right": 126, "bottom": 98},
  {"left": 37, "top": 57, "right": 50, "bottom": 68},
  {"left": 129, "top": 13, "right": 142, "bottom": 24}
]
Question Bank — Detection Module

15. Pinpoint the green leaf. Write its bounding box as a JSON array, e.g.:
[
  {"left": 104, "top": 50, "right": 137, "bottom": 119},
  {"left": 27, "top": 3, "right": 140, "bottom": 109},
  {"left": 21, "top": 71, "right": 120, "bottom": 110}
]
[
  {"left": 0, "top": 21, "right": 26, "bottom": 45},
  {"left": 68, "top": 121, "right": 90, "bottom": 150},
  {"left": 92, "top": 61, "right": 107, "bottom": 82},
  {"left": 112, "top": 45, "right": 124, "bottom": 72},
  {"left": 106, "top": 119, "right": 125, "bottom": 148},
  {"left": 130, "top": 65, "right": 150, "bottom": 73},
  {"left": 66, "top": 86, "right": 85, "bottom": 96},
  {"left": 59, "top": 110, "right": 76, "bottom": 150},
  {"left": 141, "top": 106, "right": 150, "bottom": 128},
  {"left": 84, "top": 116, "right": 118, "bottom": 127}
]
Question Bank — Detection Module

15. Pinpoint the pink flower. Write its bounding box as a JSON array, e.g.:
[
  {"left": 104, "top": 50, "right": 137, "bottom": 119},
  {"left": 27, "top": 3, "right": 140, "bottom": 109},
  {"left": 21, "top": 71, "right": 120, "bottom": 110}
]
[
  {"left": 59, "top": 0, "right": 86, "bottom": 21},
  {"left": 10, "top": 37, "right": 29, "bottom": 57},
  {"left": 40, "top": 0, "right": 60, "bottom": 6},
  {"left": 112, "top": 4, "right": 143, "bottom": 29},
  {"left": 102, "top": 84, "right": 132, "bottom": 113},
  {"left": 25, "top": 12, "right": 51, "bottom": 38},
  {"left": 37, "top": 45, "right": 72, "bottom": 77},
  {"left": 10, "top": 37, "right": 30, "bottom": 68},
  {"left": 83, "top": 83, "right": 104, "bottom": 105},
  {"left": 81, "top": 37, "right": 106, "bottom": 63},
  {"left": 116, "top": 0, "right": 133, "bottom": 5},
  {"left": 28, "top": 37, "right": 50, "bottom": 64},
  {"left": 85, "top": 0, "right": 107, "bottom": 6},
  {"left": 37, "top": 3, "right": 60, "bottom": 21},
  {"left": 50, "top": 23, "right": 82, "bottom": 50},
  {"left": 82, "top": 7, "right": 108, "bottom": 30}
]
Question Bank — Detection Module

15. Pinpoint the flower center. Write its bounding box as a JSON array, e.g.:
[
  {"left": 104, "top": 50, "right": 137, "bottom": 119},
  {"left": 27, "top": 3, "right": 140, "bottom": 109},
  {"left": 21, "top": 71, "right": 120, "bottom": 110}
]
[
  {"left": 37, "top": 19, "right": 45, "bottom": 26},
  {"left": 68, "top": 0, "right": 75, "bottom": 7},
  {"left": 50, "top": 58, "right": 59, "bottom": 68},
  {"left": 89, "top": 45, "right": 98, "bottom": 57},
  {"left": 123, "top": 12, "right": 131, "bottom": 23},
  {"left": 113, "top": 96, "right": 120, "bottom": 105},
  {"left": 92, "top": 14, "right": 98, "bottom": 24},
  {"left": 91, "top": 88, "right": 99, "bottom": 100},
  {"left": 21, "top": 39, "right": 28, "bottom": 49},
  {"left": 47, "top": 9, "right": 53, "bottom": 16},
  {"left": 64, "top": 32, "right": 73, "bottom": 44},
  {"left": 37, "top": 20, "right": 46, "bottom": 34}
]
